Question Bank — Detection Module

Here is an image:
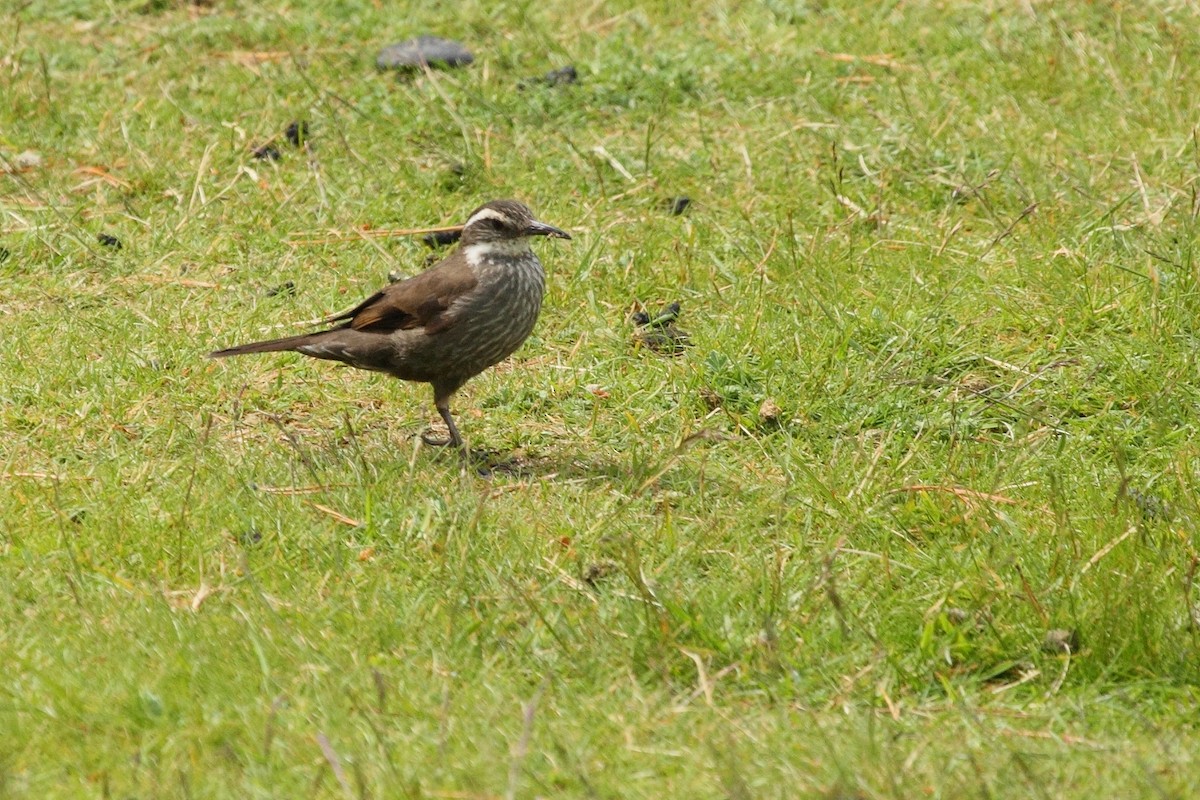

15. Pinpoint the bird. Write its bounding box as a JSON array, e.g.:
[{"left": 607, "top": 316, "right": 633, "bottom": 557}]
[{"left": 209, "top": 199, "right": 571, "bottom": 454}]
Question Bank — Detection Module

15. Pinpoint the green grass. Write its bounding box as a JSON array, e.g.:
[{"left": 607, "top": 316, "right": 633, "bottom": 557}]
[{"left": 4, "top": 0, "right": 1200, "bottom": 796}]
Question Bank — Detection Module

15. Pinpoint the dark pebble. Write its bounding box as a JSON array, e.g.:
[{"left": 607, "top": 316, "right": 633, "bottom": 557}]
[
  {"left": 285, "top": 120, "right": 310, "bottom": 147},
  {"left": 544, "top": 64, "right": 578, "bottom": 85},
  {"left": 98, "top": 233, "right": 123, "bottom": 249},
  {"left": 632, "top": 301, "right": 690, "bottom": 355},
  {"left": 662, "top": 196, "right": 691, "bottom": 215},
  {"left": 422, "top": 229, "right": 462, "bottom": 248},
  {"left": 266, "top": 281, "right": 296, "bottom": 297},
  {"left": 648, "top": 301, "right": 681, "bottom": 327},
  {"left": 635, "top": 327, "right": 691, "bottom": 355},
  {"left": 253, "top": 144, "right": 281, "bottom": 161},
  {"left": 239, "top": 528, "right": 263, "bottom": 546},
  {"left": 377, "top": 36, "right": 474, "bottom": 70},
  {"left": 1127, "top": 487, "right": 1172, "bottom": 521},
  {"left": 0, "top": 247, "right": 9, "bottom": 263},
  {"left": 583, "top": 559, "right": 618, "bottom": 586},
  {"left": 632, "top": 301, "right": 682, "bottom": 329},
  {"left": 520, "top": 64, "right": 578, "bottom": 90}
]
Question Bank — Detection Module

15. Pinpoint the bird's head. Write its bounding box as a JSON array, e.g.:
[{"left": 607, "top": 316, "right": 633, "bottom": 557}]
[{"left": 460, "top": 200, "right": 571, "bottom": 248}]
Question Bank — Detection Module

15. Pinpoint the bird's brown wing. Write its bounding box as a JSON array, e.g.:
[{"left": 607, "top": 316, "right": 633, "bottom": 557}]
[{"left": 325, "top": 257, "right": 477, "bottom": 335}]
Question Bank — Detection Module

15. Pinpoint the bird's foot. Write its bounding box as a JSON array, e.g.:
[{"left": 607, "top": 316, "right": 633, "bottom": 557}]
[
  {"left": 420, "top": 430, "right": 455, "bottom": 447},
  {"left": 419, "top": 430, "right": 487, "bottom": 473},
  {"left": 419, "top": 427, "right": 499, "bottom": 477}
]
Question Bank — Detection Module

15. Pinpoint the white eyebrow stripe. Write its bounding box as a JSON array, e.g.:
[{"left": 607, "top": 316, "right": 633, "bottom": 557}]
[{"left": 465, "top": 208, "right": 511, "bottom": 227}]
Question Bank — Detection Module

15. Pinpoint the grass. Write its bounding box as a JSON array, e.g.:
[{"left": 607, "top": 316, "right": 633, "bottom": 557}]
[{"left": 4, "top": 0, "right": 1200, "bottom": 796}]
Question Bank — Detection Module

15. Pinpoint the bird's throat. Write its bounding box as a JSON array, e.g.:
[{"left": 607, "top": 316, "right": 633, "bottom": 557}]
[{"left": 463, "top": 239, "right": 534, "bottom": 267}]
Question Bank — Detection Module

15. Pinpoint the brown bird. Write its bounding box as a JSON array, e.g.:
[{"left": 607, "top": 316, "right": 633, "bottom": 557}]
[{"left": 209, "top": 199, "right": 571, "bottom": 452}]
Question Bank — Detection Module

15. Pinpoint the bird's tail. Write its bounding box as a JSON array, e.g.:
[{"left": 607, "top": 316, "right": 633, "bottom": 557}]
[{"left": 208, "top": 332, "right": 327, "bottom": 358}]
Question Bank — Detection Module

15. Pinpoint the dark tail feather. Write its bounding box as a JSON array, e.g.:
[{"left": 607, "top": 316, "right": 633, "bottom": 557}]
[{"left": 208, "top": 332, "right": 325, "bottom": 358}]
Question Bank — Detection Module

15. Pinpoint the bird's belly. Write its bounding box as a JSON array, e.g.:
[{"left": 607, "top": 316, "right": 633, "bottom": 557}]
[{"left": 441, "top": 287, "right": 542, "bottom": 367}]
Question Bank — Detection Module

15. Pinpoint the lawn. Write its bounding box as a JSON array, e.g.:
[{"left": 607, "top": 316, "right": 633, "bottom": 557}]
[{"left": 3, "top": 1, "right": 1200, "bottom": 797}]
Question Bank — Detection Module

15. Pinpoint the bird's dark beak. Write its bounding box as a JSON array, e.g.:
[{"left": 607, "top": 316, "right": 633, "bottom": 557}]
[{"left": 525, "top": 220, "right": 571, "bottom": 240}]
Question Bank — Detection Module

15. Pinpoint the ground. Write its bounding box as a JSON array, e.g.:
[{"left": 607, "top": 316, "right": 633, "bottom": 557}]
[{"left": 3, "top": 1, "right": 1200, "bottom": 797}]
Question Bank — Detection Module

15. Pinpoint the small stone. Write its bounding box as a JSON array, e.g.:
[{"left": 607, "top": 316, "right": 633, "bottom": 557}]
[
  {"left": 252, "top": 144, "right": 281, "bottom": 161},
  {"left": 758, "top": 398, "right": 782, "bottom": 426},
  {"left": 266, "top": 281, "right": 296, "bottom": 297},
  {"left": 662, "top": 196, "right": 691, "bottom": 215},
  {"left": 545, "top": 65, "right": 578, "bottom": 85},
  {"left": 1126, "top": 487, "right": 1172, "bottom": 521},
  {"left": 945, "top": 607, "right": 970, "bottom": 625},
  {"left": 0, "top": 247, "right": 10, "bottom": 263},
  {"left": 422, "top": 229, "right": 462, "bottom": 249},
  {"left": 14, "top": 150, "right": 42, "bottom": 171},
  {"left": 647, "top": 302, "right": 681, "bottom": 328},
  {"left": 285, "top": 120, "right": 309, "bottom": 147},
  {"left": 951, "top": 185, "right": 973, "bottom": 203},
  {"left": 376, "top": 36, "right": 474, "bottom": 70},
  {"left": 583, "top": 560, "right": 618, "bottom": 586},
  {"left": 631, "top": 301, "right": 691, "bottom": 356},
  {"left": 519, "top": 64, "right": 578, "bottom": 90},
  {"left": 635, "top": 327, "right": 691, "bottom": 355},
  {"left": 98, "top": 233, "right": 123, "bottom": 249},
  {"left": 1042, "top": 628, "right": 1081, "bottom": 655}
]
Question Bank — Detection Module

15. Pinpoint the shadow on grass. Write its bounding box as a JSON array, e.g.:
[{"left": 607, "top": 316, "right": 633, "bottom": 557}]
[{"left": 480, "top": 451, "right": 632, "bottom": 482}]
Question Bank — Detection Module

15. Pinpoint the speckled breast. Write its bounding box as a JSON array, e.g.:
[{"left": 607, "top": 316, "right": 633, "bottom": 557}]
[{"left": 440, "top": 256, "right": 546, "bottom": 376}]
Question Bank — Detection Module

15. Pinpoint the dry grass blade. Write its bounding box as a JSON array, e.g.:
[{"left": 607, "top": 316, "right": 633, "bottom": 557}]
[
  {"left": 308, "top": 502, "right": 362, "bottom": 527},
  {"left": 288, "top": 224, "right": 465, "bottom": 245},
  {"left": 255, "top": 484, "right": 342, "bottom": 495},
  {"left": 888, "top": 484, "right": 1023, "bottom": 508}
]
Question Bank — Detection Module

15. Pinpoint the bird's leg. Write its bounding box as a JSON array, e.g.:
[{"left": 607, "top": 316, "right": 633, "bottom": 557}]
[
  {"left": 421, "top": 394, "right": 466, "bottom": 454},
  {"left": 436, "top": 401, "right": 465, "bottom": 452},
  {"left": 437, "top": 402, "right": 493, "bottom": 476},
  {"left": 423, "top": 385, "right": 489, "bottom": 474}
]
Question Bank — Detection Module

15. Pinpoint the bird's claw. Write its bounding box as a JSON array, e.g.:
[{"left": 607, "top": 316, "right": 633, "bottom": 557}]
[{"left": 421, "top": 430, "right": 455, "bottom": 447}]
